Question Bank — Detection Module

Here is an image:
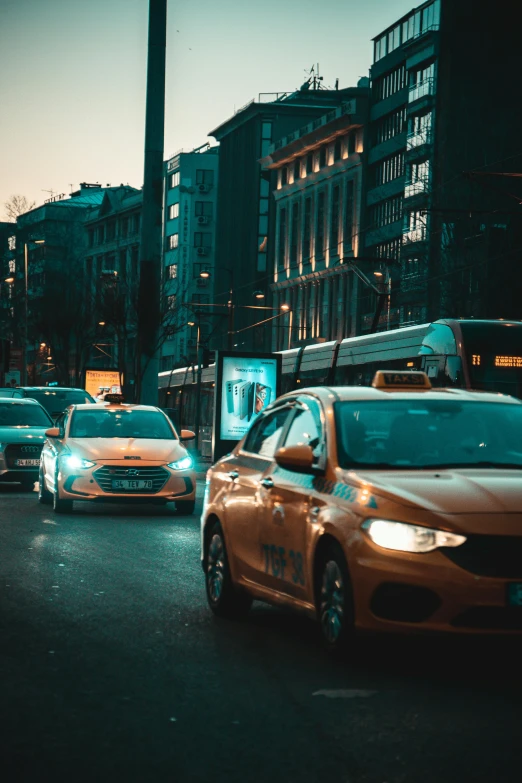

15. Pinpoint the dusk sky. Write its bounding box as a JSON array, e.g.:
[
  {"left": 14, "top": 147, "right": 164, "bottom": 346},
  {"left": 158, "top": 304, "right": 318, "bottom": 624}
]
[{"left": 1, "top": 0, "right": 414, "bottom": 217}]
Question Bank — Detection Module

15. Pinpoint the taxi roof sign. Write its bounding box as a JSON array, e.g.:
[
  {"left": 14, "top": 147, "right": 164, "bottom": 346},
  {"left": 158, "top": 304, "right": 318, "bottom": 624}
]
[
  {"left": 372, "top": 370, "right": 432, "bottom": 390},
  {"left": 103, "top": 393, "right": 125, "bottom": 404}
]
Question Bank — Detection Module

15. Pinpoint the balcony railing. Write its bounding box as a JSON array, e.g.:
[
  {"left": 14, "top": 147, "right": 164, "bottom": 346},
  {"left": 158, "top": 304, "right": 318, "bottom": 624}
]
[
  {"left": 406, "top": 127, "right": 433, "bottom": 149},
  {"left": 402, "top": 226, "right": 427, "bottom": 244},
  {"left": 404, "top": 179, "right": 430, "bottom": 198},
  {"left": 408, "top": 77, "right": 435, "bottom": 103}
]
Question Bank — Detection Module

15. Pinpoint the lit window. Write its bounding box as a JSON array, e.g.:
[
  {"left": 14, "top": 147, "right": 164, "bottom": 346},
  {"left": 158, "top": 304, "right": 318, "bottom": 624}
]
[
  {"left": 169, "top": 203, "right": 179, "bottom": 220},
  {"left": 170, "top": 171, "right": 180, "bottom": 189},
  {"left": 167, "top": 263, "right": 177, "bottom": 279},
  {"left": 168, "top": 234, "right": 179, "bottom": 249}
]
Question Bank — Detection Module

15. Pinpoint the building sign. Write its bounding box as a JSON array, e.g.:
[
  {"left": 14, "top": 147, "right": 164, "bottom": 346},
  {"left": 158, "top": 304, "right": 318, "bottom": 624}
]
[
  {"left": 85, "top": 369, "right": 122, "bottom": 400},
  {"left": 212, "top": 351, "right": 282, "bottom": 461}
]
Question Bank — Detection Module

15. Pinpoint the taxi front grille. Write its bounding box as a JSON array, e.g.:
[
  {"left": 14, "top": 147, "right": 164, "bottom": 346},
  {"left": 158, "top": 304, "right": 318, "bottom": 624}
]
[
  {"left": 441, "top": 535, "right": 522, "bottom": 578},
  {"left": 93, "top": 465, "right": 169, "bottom": 494},
  {"left": 4, "top": 443, "right": 43, "bottom": 468}
]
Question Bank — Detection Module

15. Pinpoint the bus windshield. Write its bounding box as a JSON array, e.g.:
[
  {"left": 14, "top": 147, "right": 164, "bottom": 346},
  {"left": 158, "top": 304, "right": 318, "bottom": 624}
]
[{"left": 460, "top": 321, "right": 522, "bottom": 398}]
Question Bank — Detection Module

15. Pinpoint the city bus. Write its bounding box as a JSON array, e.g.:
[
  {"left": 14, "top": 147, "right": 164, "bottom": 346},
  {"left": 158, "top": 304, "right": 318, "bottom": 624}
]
[{"left": 158, "top": 319, "right": 522, "bottom": 454}]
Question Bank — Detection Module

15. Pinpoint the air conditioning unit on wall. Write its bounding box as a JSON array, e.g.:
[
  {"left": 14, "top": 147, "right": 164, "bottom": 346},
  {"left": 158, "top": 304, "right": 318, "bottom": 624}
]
[
  {"left": 198, "top": 183, "right": 211, "bottom": 193},
  {"left": 197, "top": 216, "right": 210, "bottom": 225},
  {"left": 196, "top": 246, "right": 209, "bottom": 256}
]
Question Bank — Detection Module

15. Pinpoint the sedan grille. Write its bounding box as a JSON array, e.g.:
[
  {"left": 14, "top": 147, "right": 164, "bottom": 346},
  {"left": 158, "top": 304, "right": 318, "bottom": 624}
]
[
  {"left": 93, "top": 465, "right": 169, "bottom": 494},
  {"left": 441, "top": 534, "right": 522, "bottom": 578},
  {"left": 4, "top": 443, "right": 43, "bottom": 468}
]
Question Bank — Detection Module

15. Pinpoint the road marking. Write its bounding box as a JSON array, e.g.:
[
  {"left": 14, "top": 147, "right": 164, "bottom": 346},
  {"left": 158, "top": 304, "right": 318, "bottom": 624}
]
[{"left": 312, "top": 689, "right": 377, "bottom": 699}]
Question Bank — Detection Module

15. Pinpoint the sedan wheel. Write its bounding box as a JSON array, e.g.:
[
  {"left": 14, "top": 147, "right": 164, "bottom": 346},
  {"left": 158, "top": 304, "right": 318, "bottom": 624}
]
[
  {"left": 52, "top": 467, "right": 73, "bottom": 514},
  {"left": 318, "top": 543, "right": 354, "bottom": 653},
  {"left": 205, "top": 521, "right": 252, "bottom": 618}
]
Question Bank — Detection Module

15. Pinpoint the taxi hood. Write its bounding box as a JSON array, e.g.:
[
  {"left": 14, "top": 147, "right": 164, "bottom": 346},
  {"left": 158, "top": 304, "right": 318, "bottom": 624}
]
[
  {"left": 66, "top": 438, "right": 187, "bottom": 462},
  {"left": 352, "top": 469, "right": 522, "bottom": 515}
]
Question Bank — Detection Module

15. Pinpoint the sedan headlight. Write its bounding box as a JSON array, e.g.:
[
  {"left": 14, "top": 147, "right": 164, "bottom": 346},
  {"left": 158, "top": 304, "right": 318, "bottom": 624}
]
[
  {"left": 363, "top": 519, "right": 466, "bottom": 553},
  {"left": 64, "top": 455, "right": 96, "bottom": 469},
  {"left": 167, "top": 455, "right": 193, "bottom": 471}
]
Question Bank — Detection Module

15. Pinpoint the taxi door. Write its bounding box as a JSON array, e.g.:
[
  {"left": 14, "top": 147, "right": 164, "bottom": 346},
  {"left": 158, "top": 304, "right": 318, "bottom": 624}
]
[
  {"left": 223, "top": 405, "right": 291, "bottom": 586},
  {"left": 42, "top": 409, "right": 70, "bottom": 489},
  {"left": 258, "top": 396, "right": 325, "bottom": 600}
]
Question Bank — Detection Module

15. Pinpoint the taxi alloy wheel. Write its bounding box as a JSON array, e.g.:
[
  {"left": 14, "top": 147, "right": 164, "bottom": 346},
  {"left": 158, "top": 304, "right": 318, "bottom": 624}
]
[
  {"left": 52, "top": 467, "right": 73, "bottom": 514},
  {"left": 205, "top": 522, "right": 252, "bottom": 619},
  {"left": 318, "top": 544, "right": 354, "bottom": 653},
  {"left": 38, "top": 465, "right": 52, "bottom": 505}
]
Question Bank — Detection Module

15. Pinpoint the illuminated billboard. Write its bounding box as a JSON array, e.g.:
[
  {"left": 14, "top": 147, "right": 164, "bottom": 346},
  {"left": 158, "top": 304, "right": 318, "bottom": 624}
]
[
  {"left": 85, "top": 369, "right": 122, "bottom": 401},
  {"left": 213, "top": 351, "right": 282, "bottom": 461}
]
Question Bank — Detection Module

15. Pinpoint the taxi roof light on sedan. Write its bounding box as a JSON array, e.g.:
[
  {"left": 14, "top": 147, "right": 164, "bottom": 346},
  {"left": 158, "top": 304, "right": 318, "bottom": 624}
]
[
  {"left": 363, "top": 519, "right": 466, "bottom": 553},
  {"left": 372, "top": 370, "right": 432, "bottom": 391}
]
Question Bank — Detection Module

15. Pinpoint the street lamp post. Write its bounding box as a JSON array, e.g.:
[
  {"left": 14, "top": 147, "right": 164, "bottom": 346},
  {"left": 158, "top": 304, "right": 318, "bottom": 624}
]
[
  {"left": 188, "top": 319, "right": 202, "bottom": 452},
  {"left": 22, "top": 239, "right": 44, "bottom": 385}
]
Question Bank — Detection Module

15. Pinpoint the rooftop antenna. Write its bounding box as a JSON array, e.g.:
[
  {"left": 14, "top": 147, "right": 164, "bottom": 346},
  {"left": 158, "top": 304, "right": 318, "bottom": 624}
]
[
  {"left": 301, "top": 64, "right": 324, "bottom": 91},
  {"left": 69, "top": 183, "right": 74, "bottom": 193},
  {"left": 42, "top": 188, "right": 56, "bottom": 198}
]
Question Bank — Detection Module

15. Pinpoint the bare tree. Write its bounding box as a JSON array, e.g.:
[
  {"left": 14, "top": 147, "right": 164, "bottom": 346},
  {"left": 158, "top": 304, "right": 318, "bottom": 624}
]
[{"left": 4, "top": 195, "right": 36, "bottom": 222}]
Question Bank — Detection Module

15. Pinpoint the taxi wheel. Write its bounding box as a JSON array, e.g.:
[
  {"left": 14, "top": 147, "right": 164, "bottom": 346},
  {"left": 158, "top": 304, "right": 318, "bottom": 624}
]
[
  {"left": 317, "top": 543, "right": 355, "bottom": 654},
  {"left": 38, "top": 466, "right": 52, "bottom": 504},
  {"left": 205, "top": 521, "right": 252, "bottom": 619},
  {"left": 175, "top": 500, "right": 195, "bottom": 515},
  {"left": 52, "top": 469, "right": 73, "bottom": 514}
]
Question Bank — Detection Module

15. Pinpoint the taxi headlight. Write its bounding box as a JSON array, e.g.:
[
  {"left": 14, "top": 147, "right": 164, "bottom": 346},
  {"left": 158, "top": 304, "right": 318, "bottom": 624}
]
[
  {"left": 167, "top": 455, "right": 193, "bottom": 471},
  {"left": 363, "top": 519, "right": 466, "bottom": 553},
  {"left": 64, "top": 455, "right": 96, "bottom": 469}
]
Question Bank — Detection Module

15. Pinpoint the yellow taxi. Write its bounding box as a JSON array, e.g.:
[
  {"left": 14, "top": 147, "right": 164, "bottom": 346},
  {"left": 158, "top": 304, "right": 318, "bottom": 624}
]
[
  {"left": 201, "top": 371, "right": 522, "bottom": 650},
  {"left": 39, "top": 394, "right": 196, "bottom": 514}
]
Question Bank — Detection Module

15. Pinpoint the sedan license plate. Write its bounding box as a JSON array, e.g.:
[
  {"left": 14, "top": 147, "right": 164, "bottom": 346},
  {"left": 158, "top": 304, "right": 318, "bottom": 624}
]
[
  {"left": 507, "top": 583, "right": 522, "bottom": 607},
  {"left": 111, "top": 479, "right": 153, "bottom": 490},
  {"left": 16, "top": 459, "right": 40, "bottom": 467}
]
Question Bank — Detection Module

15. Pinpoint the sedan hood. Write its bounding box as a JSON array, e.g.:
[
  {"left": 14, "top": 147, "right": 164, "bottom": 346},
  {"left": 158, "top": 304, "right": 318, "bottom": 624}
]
[
  {"left": 0, "top": 426, "right": 48, "bottom": 444},
  {"left": 351, "top": 469, "right": 522, "bottom": 515},
  {"left": 66, "top": 437, "right": 188, "bottom": 463}
]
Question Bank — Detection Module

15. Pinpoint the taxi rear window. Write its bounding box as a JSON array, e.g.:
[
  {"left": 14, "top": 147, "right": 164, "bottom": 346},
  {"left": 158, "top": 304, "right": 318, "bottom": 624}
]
[
  {"left": 70, "top": 409, "right": 175, "bottom": 439},
  {"left": 334, "top": 399, "right": 522, "bottom": 470}
]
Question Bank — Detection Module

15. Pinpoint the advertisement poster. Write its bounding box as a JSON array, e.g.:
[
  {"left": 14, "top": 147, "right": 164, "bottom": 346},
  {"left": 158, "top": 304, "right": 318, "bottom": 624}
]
[
  {"left": 85, "top": 369, "right": 122, "bottom": 401},
  {"left": 219, "top": 355, "right": 279, "bottom": 441}
]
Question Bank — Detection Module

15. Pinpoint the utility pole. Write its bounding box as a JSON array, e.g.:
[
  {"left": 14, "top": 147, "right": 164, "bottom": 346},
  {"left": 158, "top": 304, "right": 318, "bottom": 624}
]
[{"left": 136, "top": 0, "right": 167, "bottom": 403}]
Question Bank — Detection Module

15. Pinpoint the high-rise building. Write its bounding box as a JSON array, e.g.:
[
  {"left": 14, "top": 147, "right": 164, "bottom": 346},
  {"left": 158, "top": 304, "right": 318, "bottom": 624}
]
[
  {"left": 162, "top": 144, "right": 219, "bottom": 371},
  {"left": 364, "top": 0, "right": 522, "bottom": 330}
]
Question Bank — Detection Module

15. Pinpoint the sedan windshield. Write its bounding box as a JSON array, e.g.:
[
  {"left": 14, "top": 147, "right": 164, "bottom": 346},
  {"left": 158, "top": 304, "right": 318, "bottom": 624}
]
[
  {"left": 335, "top": 399, "right": 522, "bottom": 469},
  {"left": 0, "top": 402, "right": 52, "bottom": 427},
  {"left": 70, "top": 409, "right": 175, "bottom": 439},
  {"left": 27, "top": 390, "right": 94, "bottom": 413}
]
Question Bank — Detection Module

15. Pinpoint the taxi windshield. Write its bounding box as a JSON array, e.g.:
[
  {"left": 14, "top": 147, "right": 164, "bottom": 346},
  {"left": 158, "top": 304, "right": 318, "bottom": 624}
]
[
  {"left": 335, "top": 399, "right": 522, "bottom": 469},
  {"left": 70, "top": 409, "right": 175, "bottom": 439},
  {"left": 0, "top": 402, "right": 52, "bottom": 427}
]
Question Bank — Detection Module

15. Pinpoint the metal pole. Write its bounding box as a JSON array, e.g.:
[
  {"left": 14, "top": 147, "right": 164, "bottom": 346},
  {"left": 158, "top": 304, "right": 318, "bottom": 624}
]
[
  {"left": 227, "top": 269, "right": 234, "bottom": 350},
  {"left": 194, "top": 323, "right": 202, "bottom": 451},
  {"left": 136, "top": 0, "right": 167, "bottom": 403},
  {"left": 22, "top": 242, "right": 28, "bottom": 385}
]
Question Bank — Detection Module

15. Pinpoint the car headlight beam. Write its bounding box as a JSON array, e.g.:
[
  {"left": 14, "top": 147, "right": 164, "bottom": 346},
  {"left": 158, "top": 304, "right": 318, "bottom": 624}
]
[
  {"left": 167, "top": 455, "right": 193, "bottom": 471},
  {"left": 363, "top": 519, "right": 466, "bottom": 553},
  {"left": 64, "top": 455, "right": 96, "bottom": 469}
]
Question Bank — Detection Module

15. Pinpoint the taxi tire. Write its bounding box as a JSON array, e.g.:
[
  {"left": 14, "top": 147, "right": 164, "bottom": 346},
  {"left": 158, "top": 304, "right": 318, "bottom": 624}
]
[
  {"left": 175, "top": 500, "right": 195, "bottom": 515},
  {"left": 205, "top": 521, "right": 252, "bottom": 619},
  {"left": 317, "top": 542, "right": 355, "bottom": 655},
  {"left": 52, "top": 468, "right": 73, "bottom": 514},
  {"left": 38, "top": 466, "right": 52, "bottom": 505}
]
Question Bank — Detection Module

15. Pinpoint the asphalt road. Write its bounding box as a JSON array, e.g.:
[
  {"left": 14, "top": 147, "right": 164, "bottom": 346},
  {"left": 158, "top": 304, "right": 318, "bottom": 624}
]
[{"left": 1, "top": 484, "right": 521, "bottom": 783}]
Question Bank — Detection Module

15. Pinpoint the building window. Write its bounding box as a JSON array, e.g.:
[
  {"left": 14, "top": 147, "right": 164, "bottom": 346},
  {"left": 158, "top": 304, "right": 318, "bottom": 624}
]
[
  {"left": 316, "top": 192, "right": 326, "bottom": 258},
  {"left": 344, "top": 180, "right": 354, "bottom": 251},
  {"left": 334, "top": 139, "right": 342, "bottom": 162},
  {"left": 262, "top": 122, "right": 272, "bottom": 140},
  {"left": 106, "top": 221, "right": 116, "bottom": 241},
  {"left": 131, "top": 246, "right": 139, "bottom": 277},
  {"left": 120, "top": 217, "right": 128, "bottom": 237},
  {"left": 168, "top": 233, "right": 179, "bottom": 250},
  {"left": 294, "top": 159, "right": 301, "bottom": 181},
  {"left": 195, "top": 201, "right": 213, "bottom": 217},
  {"left": 371, "top": 152, "right": 404, "bottom": 187},
  {"left": 8, "top": 259, "right": 16, "bottom": 274},
  {"left": 88, "top": 229, "right": 94, "bottom": 247},
  {"left": 303, "top": 197, "right": 312, "bottom": 260},
  {"left": 319, "top": 147, "right": 327, "bottom": 169},
  {"left": 290, "top": 201, "right": 300, "bottom": 268},
  {"left": 278, "top": 208, "right": 287, "bottom": 268},
  {"left": 281, "top": 167, "right": 288, "bottom": 186},
  {"left": 169, "top": 203, "right": 179, "bottom": 220},
  {"left": 373, "top": 238, "right": 401, "bottom": 260},
  {"left": 330, "top": 184, "right": 340, "bottom": 256},
  {"left": 373, "top": 65, "right": 406, "bottom": 101},
  {"left": 167, "top": 294, "right": 177, "bottom": 310},
  {"left": 196, "top": 169, "right": 214, "bottom": 186},
  {"left": 170, "top": 171, "right": 180, "bottom": 189},
  {"left": 167, "top": 263, "right": 177, "bottom": 279},
  {"left": 374, "top": 107, "right": 407, "bottom": 145},
  {"left": 405, "top": 160, "right": 431, "bottom": 197},
  {"left": 194, "top": 232, "right": 212, "bottom": 248},
  {"left": 133, "top": 214, "right": 140, "bottom": 234},
  {"left": 370, "top": 195, "right": 403, "bottom": 228},
  {"left": 97, "top": 225, "right": 105, "bottom": 244}
]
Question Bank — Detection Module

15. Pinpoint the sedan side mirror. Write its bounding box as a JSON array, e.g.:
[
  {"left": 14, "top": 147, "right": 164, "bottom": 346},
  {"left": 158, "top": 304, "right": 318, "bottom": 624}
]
[
  {"left": 275, "top": 444, "right": 315, "bottom": 474},
  {"left": 180, "top": 429, "right": 196, "bottom": 441},
  {"left": 45, "top": 427, "right": 60, "bottom": 438}
]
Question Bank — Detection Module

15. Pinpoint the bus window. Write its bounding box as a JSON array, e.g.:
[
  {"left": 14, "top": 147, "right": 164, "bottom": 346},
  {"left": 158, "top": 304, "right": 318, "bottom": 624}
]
[
  {"left": 444, "top": 356, "right": 464, "bottom": 387},
  {"left": 421, "top": 323, "right": 458, "bottom": 356}
]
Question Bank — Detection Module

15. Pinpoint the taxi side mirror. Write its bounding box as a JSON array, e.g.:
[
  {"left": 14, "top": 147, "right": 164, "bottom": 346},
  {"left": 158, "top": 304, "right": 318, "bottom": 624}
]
[
  {"left": 45, "top": 427, "right": 60, "bottom": 438},
  {"left": 275, "top": 444, "right": 315, "bottom": 474},
  {"left": 180, "top": 429, "right": 195, "bottom": 441}
]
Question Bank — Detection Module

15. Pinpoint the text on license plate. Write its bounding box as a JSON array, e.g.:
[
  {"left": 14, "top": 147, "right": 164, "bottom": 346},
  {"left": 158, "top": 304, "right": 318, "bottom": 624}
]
[
  {"left": 507, "top": 583, "right": 522, "bottom": 607},
  {"left": 16, "top": 459, "right": 40, "bottom": 467},
  {"left": 111, "top": 479, "right": 153, "bottom": 490}
]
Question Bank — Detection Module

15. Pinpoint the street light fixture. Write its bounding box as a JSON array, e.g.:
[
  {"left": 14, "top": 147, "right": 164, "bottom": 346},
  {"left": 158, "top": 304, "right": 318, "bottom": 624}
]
[
  {"left": 4, "top": 277, "right": 14, "bottom": 284},
  {"left": 199, "top": 270, "right": 210, "bottom": 279},
  {"left": 253, "top": 290, "right": 265, "bottom": 300},
  {"left": 281, "top": 303, "right": 290, "bottom": 311},
  {"left": 98, "top": 321, "right": 106, "bottom": 326}
]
